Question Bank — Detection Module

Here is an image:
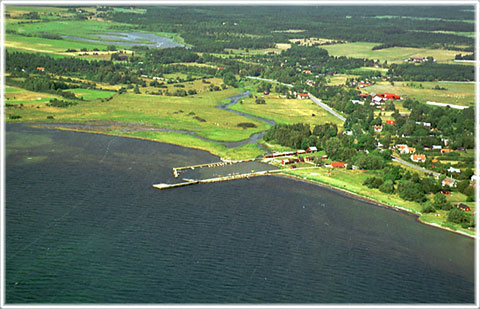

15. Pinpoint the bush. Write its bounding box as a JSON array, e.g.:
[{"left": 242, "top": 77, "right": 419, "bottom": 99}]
[
  {"left": 447, "top": 208, "right": 474, "bottom": 228},
  {"left": 9, "top": 114, "right": 22, "bottom": 120},
  {"left": 255, "top": 98, "right": 266, "bottom": 104},
  {"left": 432, "top": 192, "right": 452, "bottom": 210},
  {"left": 237, "top": 122, "right": 257, "bottom": 129},
  {"left": 379, "top": 180, "right": 395, "bottom": 194},
  {"left": 363, "top": 177, "right": 383, "bottom": 189}
]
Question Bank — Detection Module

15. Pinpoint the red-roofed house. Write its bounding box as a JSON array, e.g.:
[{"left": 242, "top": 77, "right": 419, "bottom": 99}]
[
  {"left": 358, "top": 93, "right": 369, "bottom": 97},
  {"left": 442, "top": 178, "right": 457, "bottom": 188},
  {"left": 331, "top": 162, "right": 345, "bottom": 168},
  {"left": 373, "top": 125, "right": 383, "bottom": 132},
  {"left": 378, "top": 93, "right": 401, "bottom": 100},
  {"left": 386, "top": 120, "right": 395, "bottom": 125},
  {"left": 298, "top": 93, "right": 309, "bottom": 99},
  {"left": 216, "top": 66, "right": 223, "bottom": 70},
  {"left": 36, "top": 66, "right": 45, "bottom": 72},
  {"left": 410, "top": 154, "right": 426, "bottom": 162}
]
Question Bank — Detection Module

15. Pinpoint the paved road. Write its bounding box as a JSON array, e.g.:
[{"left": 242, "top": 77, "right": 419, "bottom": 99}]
[
  {"left": 391, "top": 156, "right": 442, "bottom": 178},
  {"left": 245, "top": 76, "right": 293, "bottom": 87},
  {"left": 308, "top": 93, "right": 346, "bottom": 122},
  {"left": 246, "top": 76, "right": 449, "bottom": 179}
]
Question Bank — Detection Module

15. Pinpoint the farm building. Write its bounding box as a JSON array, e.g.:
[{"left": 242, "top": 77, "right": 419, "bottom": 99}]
[
  {"left": 432, "top": 145, "right": 442, "bottom": 150},
  {"left": 298, "top": 93, "right": 309, "bottom": 99},
  {"left": 358, "top": 93, "right": 370, "bottom": 98},
  {"left": 331, "top": 162, "right": 346, "bottom": 168},
  {"left": 306, "top": 146, "right": 318, "bottom": 153},
  {"left": 456, "top": 203, "right": 471, "bottom": 212},
  {"left": 377, "top": 93, "right": 401, "bottom": 100},
  {"left": 442, "top": 178, "right": 457, "bottom": 188},
  {"left": 296, "top": 150, "right": 306, "bottom": 155},
  {"left": 410, "top": 154, "right": 426, "bottom": 162}
]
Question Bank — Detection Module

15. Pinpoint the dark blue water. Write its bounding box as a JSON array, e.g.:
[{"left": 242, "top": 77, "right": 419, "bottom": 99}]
[{"left": 5, "top": 124, "right": 475, "bottom": 304}]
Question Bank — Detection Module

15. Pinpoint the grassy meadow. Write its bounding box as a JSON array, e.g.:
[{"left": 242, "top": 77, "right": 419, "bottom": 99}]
[
  {"left": 363, "top": 81, "right": 475, "bottom": 106},
  {"left": 229, "top": 93, "right": 344, "bottom": 127},
  {"left": 320, "top": 41, "right": 471, "bottom": 64}
]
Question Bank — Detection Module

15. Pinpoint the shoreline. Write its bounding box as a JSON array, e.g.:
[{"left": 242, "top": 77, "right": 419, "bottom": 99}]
[
  {"left": 276, "top": 173, "right": 475, "bottom": 239},
  {"left": 9, "top": 123, "right": 476, "bottom": 239}
]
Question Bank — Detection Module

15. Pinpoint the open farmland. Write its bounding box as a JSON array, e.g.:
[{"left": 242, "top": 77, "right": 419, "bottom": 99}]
[
  {"left": 320, "top": 41, "right": 472, "bottom": 64},
  {"left": 229, "top": 93, "right": 344, "bottom": 127},
  {"left": 363, "top": 81, "right": 475, "bottom": 106}
]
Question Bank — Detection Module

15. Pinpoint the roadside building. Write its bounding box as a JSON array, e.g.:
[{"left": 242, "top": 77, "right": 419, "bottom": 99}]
[
  {"left": 411, "top": 154, "right": 426, "bottom": 162},
  {"left": 442, "top": 177, "right": 457, "bottom": 188},
  {"left": 298, "top": 93, "right": 309, "bottom": 99}
]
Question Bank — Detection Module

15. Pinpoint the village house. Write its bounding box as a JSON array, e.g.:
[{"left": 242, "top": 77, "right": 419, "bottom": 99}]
[
  {"left": 448, "top": 166, "right": 461, "bottom": 174},
  {"left": 331, "top": 162, "right": 346, "bottom": 168},
  {"left": 373, "top": 125, "right": 383, "bottom": 132},
  {"left": 441, "top": 148, "right": 454, "bottom": 154},
  {"left": 352, "top": 100, "right": 364, "bottom": 105},
  {"left": 298, "top": 93, "right": 309, "bottom": 99},
  {"left": 371, "top": 96, "right": 385, "bottom": 105},
  {"left": 386, "top": 120, "right": 395, "bottom": 125},
  {"left": 397, "top": 144, "right": 416, "bottom": 154},
  {"left": 306, "top": 146, "right": 318, "bottom": 153},
  {"left": 36, "top": 66, "right": 45, "bottom": 72},
  {"left": 302, "top": 69, "right": 312, "bottom": 74},
  {"left": 442, "top": 177, "right": 457, "bottom": 188},
  {"left": 432, "top": 145, "right": 442, "bottom": 150},
  {"left": 410, "top": 154, "right": 426, "bottom": 162},
  {"left": 457, "top": 203, "right": 471, "bottom": 212}
]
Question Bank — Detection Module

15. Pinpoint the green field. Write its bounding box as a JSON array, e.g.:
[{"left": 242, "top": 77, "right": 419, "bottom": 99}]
[
  {"left": 67, "top": 88, "right": 116, "bottom": 100},
  {"left": 229, "top": 93, "right": 344, "bottom": 127},
  {"left": 5, "top": 88, "right": 270, "bottom": 143},
  {"left": 321, "top": 41, "right": 471, "bottom": 64},
  {"left": 364, "top": 81, "right": 475, "bottom": 106}
]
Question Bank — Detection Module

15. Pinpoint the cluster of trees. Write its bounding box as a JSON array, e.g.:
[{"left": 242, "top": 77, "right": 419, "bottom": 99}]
[
  {"left": 6, "top": 51, "right": 145, "bottom": 86},
  {"left": 109, "top": 6, "right": 473, "bottom": 52},
  {"left": 47, "top": 98, "right": 77, "bottom": 108},
  {"left": 388, "top": 63, "right": 474, "bottom": 81}
]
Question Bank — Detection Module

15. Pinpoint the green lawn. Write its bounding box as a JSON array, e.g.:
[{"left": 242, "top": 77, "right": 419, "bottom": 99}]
[{"left": 364, "top": 81, "right": 475, "bottom": 106}]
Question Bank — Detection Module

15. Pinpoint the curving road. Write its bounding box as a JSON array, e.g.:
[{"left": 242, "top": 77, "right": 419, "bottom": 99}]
[{"left": 391, "top": 155, "right": 442, "bottom": 178}]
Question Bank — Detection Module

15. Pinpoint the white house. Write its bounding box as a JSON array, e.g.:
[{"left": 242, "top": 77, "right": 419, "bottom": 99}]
[{"left": 448, "top": 167, "right": 461, "bottom": 174}]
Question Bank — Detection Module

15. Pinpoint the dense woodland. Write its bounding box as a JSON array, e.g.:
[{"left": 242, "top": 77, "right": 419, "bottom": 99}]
[{"left": 109, "top": 6, "right": 474, "bottom": 52}]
